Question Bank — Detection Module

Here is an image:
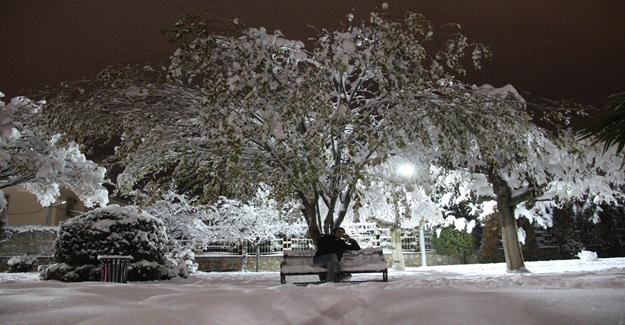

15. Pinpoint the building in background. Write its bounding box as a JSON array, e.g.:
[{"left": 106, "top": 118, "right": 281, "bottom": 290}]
[{"left": 3, "top": 186, "right": 85, "bottom": 226}]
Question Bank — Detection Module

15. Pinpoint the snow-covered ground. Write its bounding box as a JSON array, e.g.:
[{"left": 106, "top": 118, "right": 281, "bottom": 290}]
[{"left": 1, "top": 258, "right": 624, "bottom": 324}]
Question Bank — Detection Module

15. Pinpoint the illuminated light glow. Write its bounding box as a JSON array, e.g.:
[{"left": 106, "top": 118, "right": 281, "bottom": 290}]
[{"left": 397, "top": 163, "right": 415, "bottom": 178}]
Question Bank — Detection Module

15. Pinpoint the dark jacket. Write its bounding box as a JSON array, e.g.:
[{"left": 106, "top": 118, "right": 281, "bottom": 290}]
[{"left": 314, "top": 234, "right": 361, "bottom": 260}]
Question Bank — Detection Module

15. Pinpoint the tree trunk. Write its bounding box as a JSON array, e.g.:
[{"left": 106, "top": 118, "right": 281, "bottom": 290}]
[
  {"left": 488, "top": 173, "right": 527, "bottom": 272},
  {"left": 390, "top": 226, "right": 405, "bottom": 270},
  {"left": 299, "top": 186, "right": 353, "bottom": 247},
  {"left": 0, "top": 198, "right": 6, "bottom": 235},
  {"left": 391, "top": 193, "right": 405, "bottom": 270},
  {"left": 298, "top": 191, "right": 321, "bottom": 246}
]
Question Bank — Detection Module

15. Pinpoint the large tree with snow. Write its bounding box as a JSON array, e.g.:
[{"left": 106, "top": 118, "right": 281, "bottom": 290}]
[
  {"left": 31, "top": 10, "right": 494, "bottom": 243},
  {"left": 161, "top": 10, "right": 495, "bottom": 242},
  {"left": 400, "top": 84, "right": 625, "bottom": 270},
  {"left": 357, "top": 82, "right": 624, "bottom": 271}
]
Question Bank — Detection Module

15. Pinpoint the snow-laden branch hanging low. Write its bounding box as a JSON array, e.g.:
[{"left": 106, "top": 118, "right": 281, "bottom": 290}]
[{"left": 0, "top": 93, "right": 108, "bottom": 211}]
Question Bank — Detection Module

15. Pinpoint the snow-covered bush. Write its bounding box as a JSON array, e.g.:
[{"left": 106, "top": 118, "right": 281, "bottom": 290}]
[
  {"left": 40, "top": 205, "right": 171, "bottom": 282},
  {"left": 7, "top": 254, "right": 38, "bottom": 272},
  {"left": 165, "top": 247, "right": 197, "bottom": 278},
  {"left": 577, "top": 250, "right": 598, "bottom": 262}
]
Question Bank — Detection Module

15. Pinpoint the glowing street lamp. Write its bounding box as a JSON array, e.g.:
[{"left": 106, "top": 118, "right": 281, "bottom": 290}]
[
  {"left": 390, "top": 162, "right": 416, "bottom": 271},
  {"left": 397, "top": 163, "right": 415, "bottom": 178},
  {"left": 395, "top": 162, "right": 427, "bottom": 267}
]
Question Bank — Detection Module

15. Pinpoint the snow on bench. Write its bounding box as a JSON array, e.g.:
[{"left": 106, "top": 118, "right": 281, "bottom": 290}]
[{"left": 279, "top": 247, "right": 388, "bottom": 284}]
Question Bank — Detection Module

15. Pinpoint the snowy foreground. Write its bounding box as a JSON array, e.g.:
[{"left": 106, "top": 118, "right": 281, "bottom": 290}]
[{"left": 1, "top": 259, "right": 625, "bottom": 325}]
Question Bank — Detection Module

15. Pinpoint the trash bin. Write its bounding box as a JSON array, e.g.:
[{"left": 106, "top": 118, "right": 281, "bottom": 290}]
[{"left": 97, "top": 255, "right": 133, "bottom": 283}]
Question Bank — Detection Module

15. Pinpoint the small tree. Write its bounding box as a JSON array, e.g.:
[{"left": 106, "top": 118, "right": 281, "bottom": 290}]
[
  {"left": 145, "top": 190, "right": 213, "bottom": 274},
  {"left": 432, "top": 227, "right": 475, "bottom": 264},
  {"left": 478, "top": 213, "right": 504, "bottom": 263},
  {"left": 596, "top": 203, "right": 624, "bottom": 257},
  {"left": 552, "top": 204, "right": 584, "bottom": 258},
  {"left": 204, "top": 187, "right": 305, "bottom": 271}
]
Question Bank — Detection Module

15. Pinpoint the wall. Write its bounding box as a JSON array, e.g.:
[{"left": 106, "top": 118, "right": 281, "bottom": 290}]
[
  {"left": 3, "top": 186, "right": 86, "bottom": 226},
  {"left": 198, "top": 251, "right": 480, "bottom": 273},
  {"left": 0, "top": 227, "right": 57, "bottom": 256}
]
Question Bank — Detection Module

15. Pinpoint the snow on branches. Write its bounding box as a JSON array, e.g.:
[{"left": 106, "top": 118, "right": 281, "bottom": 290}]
[
  {"left": 0, "top": 93, "right": 108, "bottom": 208},
  {"left": 145, "top": 190, "right": 212, "bottom": 249},
  {"left": 146, "top": 187, "right": 305, "bottom": 251},
  {"left": 204, "top": 187, "right": 305, "bottom": 246},
  {"left": 166, "top": 10, "right": 492, "bottom": 241}
]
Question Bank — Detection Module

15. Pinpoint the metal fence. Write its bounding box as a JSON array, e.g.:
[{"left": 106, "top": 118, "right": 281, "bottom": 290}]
[{"left": 193, "top": 224, "right": 433, "bottom": 256}]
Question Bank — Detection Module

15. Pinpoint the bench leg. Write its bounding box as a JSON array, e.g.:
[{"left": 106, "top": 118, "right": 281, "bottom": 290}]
[
  {"left": 280, "top": 273, "right": 286, "bottom": 284},
  {"left": 382, "top": 270, "right": 388, "bottom": 282}
]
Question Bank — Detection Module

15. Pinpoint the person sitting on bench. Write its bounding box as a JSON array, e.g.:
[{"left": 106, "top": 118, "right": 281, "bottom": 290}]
[{"left": 313, "top": 227, "right": 360, "bottom": 282}]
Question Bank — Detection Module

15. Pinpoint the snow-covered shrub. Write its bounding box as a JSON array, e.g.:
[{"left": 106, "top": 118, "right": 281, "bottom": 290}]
[
  {"left": 165, "top": 247, "right": 197, "bottom": 278},
  {"left": 39, "top": 263, "right": 100, "bottom": 282},
  {"left": 146, "top": 190, "right": 209, "bottom": 276},
  {"left": 576, "top": 250, "right": 598, "bottom": 262},
  {"left": 40, "top": 205, "right": 171, "bottom": 282},
  {"left": 7, "top": 254, "right": 38, "bottom": 272}
]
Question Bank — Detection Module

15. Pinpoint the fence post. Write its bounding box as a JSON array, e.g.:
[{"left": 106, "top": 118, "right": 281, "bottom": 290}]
[
  {"left": 283, "top": 236, "right": 292, "bottom": 251},
  {"left": 255, "top": 244, "right": 260, "bottom": 272},
  {"left": 241, "top": 240, "right": 248, "bottom": 272}
]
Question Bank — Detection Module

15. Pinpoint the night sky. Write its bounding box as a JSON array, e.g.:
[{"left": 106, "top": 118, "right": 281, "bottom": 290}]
[{"left": 1, "top": 0, "right": 624, "bottom": 109}]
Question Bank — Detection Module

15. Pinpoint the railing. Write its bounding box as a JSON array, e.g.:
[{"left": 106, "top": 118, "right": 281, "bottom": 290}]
[{"left": 190, "top": 226, "right": 434, "bottom": 256}]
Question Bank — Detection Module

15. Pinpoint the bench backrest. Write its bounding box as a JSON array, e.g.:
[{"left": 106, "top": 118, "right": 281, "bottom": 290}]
[{"left": 282, "top": 247, "right": 384, "bottom": 266}]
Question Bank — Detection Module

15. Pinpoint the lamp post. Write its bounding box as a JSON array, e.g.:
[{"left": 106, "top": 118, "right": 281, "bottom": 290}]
[
  {"left": 390, "top": 194, "right": 405, "bottom": 271},
  {"left": 390, "top": 163, "right": 416, "bottom": 271},
  {"left": 418, "top": 219, "right": 427, "bottom": 267}
]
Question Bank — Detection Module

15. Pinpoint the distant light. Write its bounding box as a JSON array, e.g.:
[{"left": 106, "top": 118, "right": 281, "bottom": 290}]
[{"left": 397, "top": 163, "right": 415, "bottom": 178}]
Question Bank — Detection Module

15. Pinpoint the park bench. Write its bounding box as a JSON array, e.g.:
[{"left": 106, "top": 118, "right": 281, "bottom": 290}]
[{"left": 279, "top": 247, "right": 388, "bottom": 284}]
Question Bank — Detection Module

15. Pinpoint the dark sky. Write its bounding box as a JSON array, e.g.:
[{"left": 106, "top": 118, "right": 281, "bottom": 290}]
[{"left": 1, "top": 0, "right": 624, "bottom": 108}]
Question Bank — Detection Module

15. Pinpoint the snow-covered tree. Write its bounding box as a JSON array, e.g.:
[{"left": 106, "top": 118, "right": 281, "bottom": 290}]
[
  {"left": 32, "top": 67, "right": 215, "bottom": 200},
  {"left": 33, "top": 9, "right": 493, "bottom": 243},
  {"left": 357, "top": 160, "right": 488, "bottom": 232},
  {"left": 163, "top": 9, "right": 493, "bottom": 243},
  {"left": 421, "top": 89, "right": 625, "bottom": 271},
  {"left": 358, "top": 87, "right": 624, "bottom": 272},
  {"left": 204, "top": 187, "right": 305, "bottom": 246},
  {"left": 356, "top": 158, "right": 437, "bottom": 227},
  {"left": 0, "top": 92, "right": 108, "bottom": 222},
  {"left": 145, "top": 190, "right": 211, "bottom": 248},
  {"left": 204, "top": 187, "right": 305, "bottom": 271},
  {"left": 145, "top": 190, "right": 215, "bottom": 274}
]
